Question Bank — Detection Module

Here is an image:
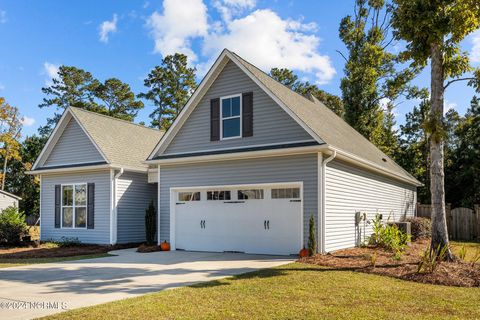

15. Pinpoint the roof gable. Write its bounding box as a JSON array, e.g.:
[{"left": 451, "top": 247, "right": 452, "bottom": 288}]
[
  {"left": 33, "top": 108, "right": 163, "bottom": 172},
  {"left": 43, "top": 117, "right": 105, "bottom": 167},
  {"left": 70, "top": 108, "right": 164, "bottom": 170},
  {"left": 148, "top": 49, "right": 320, "bottom": 159},
  {"left": 159, "top": 60, "right": 316, "bottom": 156}
]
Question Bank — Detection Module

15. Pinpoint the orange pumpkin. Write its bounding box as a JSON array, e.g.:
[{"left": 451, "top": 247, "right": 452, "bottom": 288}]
[
  {"left": 299, "top": 247, "right": 309, "bottom": 258},
  {"left": 160, "top": 241, "right": 171, "bottom": 251}
]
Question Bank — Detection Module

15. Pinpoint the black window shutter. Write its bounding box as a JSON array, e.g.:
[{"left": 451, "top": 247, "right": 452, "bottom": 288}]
[
  {"left": 54, "top": 185, "right": 61, "bottom": 228},
  {"left": 242, "top": 92, "right": 253, "bottom": 137},
  {"left": 87, "top": 183, "right": 95, "bottom": 229},
  {"left": 210, "top": 98, "right": 220, "bottom": 141}
]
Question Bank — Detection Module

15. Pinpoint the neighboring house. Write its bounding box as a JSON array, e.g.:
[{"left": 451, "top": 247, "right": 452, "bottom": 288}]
[
  {"left": 0, "top": 190, "right": 21, "bottom": 212},
  {"left": 29, "top": 49, "right": 421, "bottom": 254}
]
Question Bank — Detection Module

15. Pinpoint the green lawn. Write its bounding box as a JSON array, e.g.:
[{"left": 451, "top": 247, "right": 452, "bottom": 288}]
[
  {"left": 42, "top": 262, "right": 480, "bottom": 320},
  {"left": 451, "top": 241, "right": 480, "bottom": 262},
  {"left": 0, "top": 253, "right": 113, "bottom": 268}
]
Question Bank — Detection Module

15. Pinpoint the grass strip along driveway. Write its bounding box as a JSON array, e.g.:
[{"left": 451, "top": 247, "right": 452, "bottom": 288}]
[
  {"left": 0, "top": 253, "right": 113, "bottom": 268},
  {"left": 43, "top": 262, "right": 480, "bottom": 320}
]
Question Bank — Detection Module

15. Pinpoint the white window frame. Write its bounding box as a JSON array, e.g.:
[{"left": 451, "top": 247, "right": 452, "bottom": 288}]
[
  {"left": 220, "top": 94, "right": 242, "bottom": 140},
  {"left": 61, "top": 183, "right": 88, "bottom": 229}
]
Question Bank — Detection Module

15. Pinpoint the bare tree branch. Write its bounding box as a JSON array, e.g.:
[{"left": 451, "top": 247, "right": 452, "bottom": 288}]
[
  {"left": 444, "top": 77, "right": 476, "bottom": 90},
  {"left": 336, "top": 50, "right": 348, "bottom": 62}
]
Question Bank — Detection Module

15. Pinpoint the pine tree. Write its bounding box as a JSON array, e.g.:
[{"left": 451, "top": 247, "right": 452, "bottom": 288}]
[{"left": 139, "top": 53, "right": 197, "bottom": 130}]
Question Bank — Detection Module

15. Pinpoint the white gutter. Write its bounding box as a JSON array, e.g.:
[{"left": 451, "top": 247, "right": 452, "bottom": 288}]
[
  {"left": 110, "top": 168, "right": 124, "bottom": 245},
  {"left": 26, "top": 164, "right": 147, "bottom": 175},
  {"left": 320, "top": 150, "right": 336, "bottom": 254}
]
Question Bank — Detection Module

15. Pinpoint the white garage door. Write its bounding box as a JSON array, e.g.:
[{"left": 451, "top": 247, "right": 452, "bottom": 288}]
[{"left": 172, "top": 183, "right": 302, "bottom": 255}]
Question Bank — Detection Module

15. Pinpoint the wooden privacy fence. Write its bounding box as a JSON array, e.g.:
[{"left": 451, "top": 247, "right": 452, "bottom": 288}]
[{"left": 416, "top": 203, "right": 480, "bottom": 241}]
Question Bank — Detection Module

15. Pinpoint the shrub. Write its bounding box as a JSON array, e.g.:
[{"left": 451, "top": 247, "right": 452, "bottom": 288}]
[
  {"left": 145, "top": 201, "right": 156, "bottom": 245},
  {"left": 308, "top": 214, "right": 316, "bottom": 256},
  {"left": 458, "top": 245, "right": 467, "bottom": 260},
  {"left": 417, "top": 244, "right": 449, "bottom": 273},
  {"left": 0, "top": 206, "right": 28, "bottom": 245},
  {"left": 404, "top": 217, "right": 431, "bottom": 240},
  {"left": 57, "top": 236, "right": 81, "bottom": 247},
  {"left": 369, "top": 214, "right": 410, "bottom": 259}
]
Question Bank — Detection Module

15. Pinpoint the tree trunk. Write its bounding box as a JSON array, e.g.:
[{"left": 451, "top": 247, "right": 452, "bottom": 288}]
[{"left": 429, "top": 42, "right": 453, "bottom": 260}]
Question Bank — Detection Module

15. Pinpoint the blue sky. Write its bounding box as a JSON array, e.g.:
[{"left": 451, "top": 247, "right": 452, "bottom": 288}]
[{"left": 0, "top": 0, "right": 479, "bottom": 137}]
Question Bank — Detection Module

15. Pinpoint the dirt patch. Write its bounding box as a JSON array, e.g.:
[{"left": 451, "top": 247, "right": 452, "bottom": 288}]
[
  {"left": 300, "top": 239, "right": 480, "bottom": 287},
  {"left": 0, "top": 243, "right": 139, "bottom": 259}
]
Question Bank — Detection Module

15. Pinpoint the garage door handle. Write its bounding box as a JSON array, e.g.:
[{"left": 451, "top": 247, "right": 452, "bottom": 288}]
[
  {"left": 264, "top": 220, "right": 266, "bottom": 230},
  {"left": 200, "top": 220, "right": 205, "bottom": 229},
  {"left": 290, "top": 199, "right": 301, "bottom": 202},
  {"left": 267, "top": 220, "right": 270, "bottom": 229}
]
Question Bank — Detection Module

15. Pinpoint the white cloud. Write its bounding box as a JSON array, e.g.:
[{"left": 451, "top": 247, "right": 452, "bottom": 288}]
[
  {"left": 213, "top": 0, "right": 256, "bottom": 22},
  {"left": 43, "top": 62, "right": 60, "bottom": 85},
  {"left": 146, "top": 0, "right": 208, "bottom": 61},
  {"left": 99, "top": 14, "right": 118, "bottom": 43},
  {"left": 144, "top": 1, "right": 335, "bottom": 84},
  {"left": 0, "top": 83, "right": 4, "bottom": 91},
  {"left": 470, "top": 29, "right": 480, "bottom": 64},
  {"left": 0, "top": 10, "right": 7, "bottom": 24},
  {"left": 203, "top": 9, "right": 335, "bottom": 84},
  {"left": 21, "top": 116, "right": 35, "bottom": 127}
]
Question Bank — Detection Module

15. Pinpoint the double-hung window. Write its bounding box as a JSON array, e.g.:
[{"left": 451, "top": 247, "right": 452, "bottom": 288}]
[
  {"left": 62, "top": 184, "right": 87, "bottom": 228},
  {"left": 221, "top": 95, "right": 241, "bottom": 139}
]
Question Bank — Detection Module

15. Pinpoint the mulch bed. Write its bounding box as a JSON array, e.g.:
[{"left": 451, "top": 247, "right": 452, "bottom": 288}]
[
  {"left": 137, "top": 244, "right": 162, "bottom": 253},
  {"left": 0, "top": 243, "right": 139, "bottom": 259},
  {"left": 299, "top": 239, "right": 480, "bottom": 288}
]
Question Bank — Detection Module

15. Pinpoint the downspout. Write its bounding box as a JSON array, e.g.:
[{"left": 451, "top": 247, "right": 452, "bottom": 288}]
[
  {"left": 112, "top": 168, "right": 124, "bottom": 245},
  {"left": 321, "top": 150, "right": 336, "bottom": 254}
]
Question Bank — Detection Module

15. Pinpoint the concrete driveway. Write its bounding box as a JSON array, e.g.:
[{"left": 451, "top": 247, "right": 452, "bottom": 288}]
[{"left": 0, "top": 249, "right": 293, "bottom": 320}]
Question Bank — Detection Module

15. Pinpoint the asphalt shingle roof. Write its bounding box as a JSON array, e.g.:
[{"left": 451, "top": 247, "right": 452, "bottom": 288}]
[
  {"left": 230, "top": 51, "right": 419, "bottom": 184},
  {"left": 70, "top": 107, "right": 163, "bottom": 170}
]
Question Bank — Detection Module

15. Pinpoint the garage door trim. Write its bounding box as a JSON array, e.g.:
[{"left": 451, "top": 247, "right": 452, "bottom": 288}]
[{"left": 169, "top": 181, "right": 304, "bottom": 252}]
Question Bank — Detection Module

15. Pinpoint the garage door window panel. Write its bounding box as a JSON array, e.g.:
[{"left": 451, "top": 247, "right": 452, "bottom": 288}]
[
  {"left": 207, "top": 190, "right": 231, "bottom": 200},
  {"left": 271, "top": 188, "right": 300, "bottom": 199},
  {"left": 238, "top": 189, "right": 264, "bottom": 200},
  {"left": 178, "top": 192, "right": 201, "bottom": 201}
]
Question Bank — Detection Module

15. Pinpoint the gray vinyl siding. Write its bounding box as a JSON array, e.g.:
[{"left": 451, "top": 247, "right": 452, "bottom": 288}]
[
  {"left": 159, "top": 154, "right": 317, "bottom": 246},
  {"left": 43, "top": 118, "right": 105, "bottom": 167},
  {"left": 161, "top": 61, "right": 315, "bottom": 156},
  {"left": 324, "top": 160, "right": 417, "bottom": 252},
  {"left": 116, "top": 171, "right": 157, "bottom": 244},
  {"left": 0, "top": 194, "right": 18, "bottom": 212},
  {"left": 40, "top": 171, "right": 111, "bottom": 244}
]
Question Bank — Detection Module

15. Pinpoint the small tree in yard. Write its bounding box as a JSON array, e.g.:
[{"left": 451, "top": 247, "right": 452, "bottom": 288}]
[
  {"left": 0, "top": 206, "right": 28, "bottom": 245},
  {"left": 145, "top": 201, "right": 156, "bottom": 245},
  {"left": 308, "top": 215, "right": 316, "bottom": 256},
  {"left": 391, "top": 0, "right": 480, "bottom": 260}
]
